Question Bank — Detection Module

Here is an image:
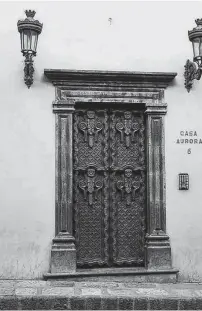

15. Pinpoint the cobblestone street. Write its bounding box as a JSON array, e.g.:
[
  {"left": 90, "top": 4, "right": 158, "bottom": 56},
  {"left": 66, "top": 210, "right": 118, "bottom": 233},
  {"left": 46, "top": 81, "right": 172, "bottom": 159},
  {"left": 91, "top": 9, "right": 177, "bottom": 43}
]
[{"left": 0, "top": 280, "right": 202, "bottom": 309}]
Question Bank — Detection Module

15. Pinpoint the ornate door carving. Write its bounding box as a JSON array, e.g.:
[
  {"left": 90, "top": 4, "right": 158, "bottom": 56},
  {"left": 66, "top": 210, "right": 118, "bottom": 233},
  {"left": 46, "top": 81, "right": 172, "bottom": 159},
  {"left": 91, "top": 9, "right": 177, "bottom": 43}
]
[{"left": 73, "top": 108, "right": 145, "bottom": 268}]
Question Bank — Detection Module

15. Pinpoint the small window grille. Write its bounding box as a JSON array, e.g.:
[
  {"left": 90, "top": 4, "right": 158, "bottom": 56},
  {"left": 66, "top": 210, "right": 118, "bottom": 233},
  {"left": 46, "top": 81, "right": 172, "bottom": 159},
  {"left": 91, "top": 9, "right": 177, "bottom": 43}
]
[{"left": 179, "top": 173, "right": 189, "bottom": 190}]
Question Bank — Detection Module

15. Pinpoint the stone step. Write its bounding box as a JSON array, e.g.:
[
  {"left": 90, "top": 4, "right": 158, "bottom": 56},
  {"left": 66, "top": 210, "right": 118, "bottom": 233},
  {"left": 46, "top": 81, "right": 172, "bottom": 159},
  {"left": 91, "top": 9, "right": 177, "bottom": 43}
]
[{"left": 44, "top": 267, "right": 179, "bottom": 283}]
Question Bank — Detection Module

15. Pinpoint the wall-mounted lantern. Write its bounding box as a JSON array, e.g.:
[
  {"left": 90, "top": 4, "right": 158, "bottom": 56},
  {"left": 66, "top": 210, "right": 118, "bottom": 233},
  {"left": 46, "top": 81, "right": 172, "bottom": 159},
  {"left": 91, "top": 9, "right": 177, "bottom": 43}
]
[
  {"left": 17, "top": 10, "right": 43, "bottom": 88},
  {"left": 184, "top": 19, "right": 202, "bottom": 92}
]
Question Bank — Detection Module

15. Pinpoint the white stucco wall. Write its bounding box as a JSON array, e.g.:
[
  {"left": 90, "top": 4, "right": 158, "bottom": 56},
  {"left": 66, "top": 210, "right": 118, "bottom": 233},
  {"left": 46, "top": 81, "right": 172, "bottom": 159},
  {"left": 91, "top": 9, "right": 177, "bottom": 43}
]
[{"left": 0, "top": 0, "right": 201, "bottom": 280}]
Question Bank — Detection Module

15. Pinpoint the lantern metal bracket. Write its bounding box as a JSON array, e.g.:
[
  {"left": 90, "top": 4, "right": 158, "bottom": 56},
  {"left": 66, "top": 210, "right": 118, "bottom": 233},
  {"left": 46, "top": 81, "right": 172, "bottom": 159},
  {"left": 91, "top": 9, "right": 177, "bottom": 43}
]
[
  {"left": 184, "top": 18, "right": 202, "bottom": 92},
  {"left": 24, "top": 53, "right": 34, "bottom": 89},
  {"left": 184, "top": 59, "right": 202, "bottom": 92}
]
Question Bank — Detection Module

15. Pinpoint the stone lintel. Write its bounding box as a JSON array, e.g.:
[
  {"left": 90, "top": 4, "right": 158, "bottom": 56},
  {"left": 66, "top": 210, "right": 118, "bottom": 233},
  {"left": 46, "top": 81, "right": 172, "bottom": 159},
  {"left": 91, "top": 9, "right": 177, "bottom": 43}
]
[{"left": 44, "top": 69, "right": 177, "bottom": 89}]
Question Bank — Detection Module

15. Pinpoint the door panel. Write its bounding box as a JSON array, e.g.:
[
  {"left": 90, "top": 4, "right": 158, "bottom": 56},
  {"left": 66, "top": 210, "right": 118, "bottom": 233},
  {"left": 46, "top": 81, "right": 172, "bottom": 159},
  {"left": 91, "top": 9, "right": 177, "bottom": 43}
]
[
  {"left": 110, "top": 110, "right": 145, "bottom": 265},
  {"left": 73, "top": 109, "right": 109, "bottom": 267},
  {"left": 73, "top": 108, "right": 145, "bottom": 268}
]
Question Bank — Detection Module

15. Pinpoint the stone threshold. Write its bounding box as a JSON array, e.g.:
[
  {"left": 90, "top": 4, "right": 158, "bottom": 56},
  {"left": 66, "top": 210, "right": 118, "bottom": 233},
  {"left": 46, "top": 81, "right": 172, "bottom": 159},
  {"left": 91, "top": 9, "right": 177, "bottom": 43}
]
[{"left": 44, "top": 267, "right": 179, "bottom": 283}]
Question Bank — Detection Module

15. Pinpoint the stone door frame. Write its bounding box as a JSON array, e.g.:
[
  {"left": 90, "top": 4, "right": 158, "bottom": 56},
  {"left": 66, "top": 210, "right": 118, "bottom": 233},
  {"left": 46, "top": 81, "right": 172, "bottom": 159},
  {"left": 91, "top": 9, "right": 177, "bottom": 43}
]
[{"left": 44, "top": 69, "right": 178, "bottom": 278}]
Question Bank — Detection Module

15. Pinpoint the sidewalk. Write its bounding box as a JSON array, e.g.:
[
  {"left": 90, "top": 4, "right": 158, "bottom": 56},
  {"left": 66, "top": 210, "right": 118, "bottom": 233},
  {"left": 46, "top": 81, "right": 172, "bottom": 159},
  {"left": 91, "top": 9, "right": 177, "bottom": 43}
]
[{"left": 0, "top": 280, "right": 202, "bottom": 309}]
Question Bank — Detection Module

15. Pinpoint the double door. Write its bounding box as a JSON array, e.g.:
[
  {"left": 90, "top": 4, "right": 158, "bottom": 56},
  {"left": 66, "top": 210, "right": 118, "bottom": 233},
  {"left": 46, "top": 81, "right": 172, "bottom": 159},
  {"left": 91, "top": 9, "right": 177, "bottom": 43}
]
[{"left": 73, "top": 106, "right": 146, "bottom": 268}]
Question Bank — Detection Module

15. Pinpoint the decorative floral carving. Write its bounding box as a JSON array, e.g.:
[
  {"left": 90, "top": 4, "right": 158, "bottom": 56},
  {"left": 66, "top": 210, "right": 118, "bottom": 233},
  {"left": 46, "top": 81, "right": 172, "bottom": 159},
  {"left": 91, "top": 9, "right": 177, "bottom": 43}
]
[
  {"left": 116, "top": 111, "right": 140, "bottom": 148},
  {"left": 79, "top": 111, "right": 103, "bottom": 147},
  {"left": 116, "top": 169, "right": 140, "bottom": 206},
  {"left": 78, "top": 168, "right": 103, "bottom": 206}
]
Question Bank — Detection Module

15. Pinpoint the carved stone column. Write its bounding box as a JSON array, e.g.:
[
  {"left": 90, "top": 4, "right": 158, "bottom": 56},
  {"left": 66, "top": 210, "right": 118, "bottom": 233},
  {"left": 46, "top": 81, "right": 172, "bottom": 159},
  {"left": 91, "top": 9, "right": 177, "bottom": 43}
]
[
  {"left": 50, "top": 99, "right": 76, "bottom": 274},
  {"left": 145, "top": 104, "right": 172, "bottom": 270}
]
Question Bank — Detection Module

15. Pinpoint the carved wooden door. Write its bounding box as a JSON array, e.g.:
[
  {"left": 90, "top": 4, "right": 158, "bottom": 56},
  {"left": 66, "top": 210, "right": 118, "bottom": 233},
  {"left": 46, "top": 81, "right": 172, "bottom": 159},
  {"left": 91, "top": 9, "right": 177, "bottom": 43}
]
[{"left": 73, "top": 107, "right": 146, "bottom": 268}]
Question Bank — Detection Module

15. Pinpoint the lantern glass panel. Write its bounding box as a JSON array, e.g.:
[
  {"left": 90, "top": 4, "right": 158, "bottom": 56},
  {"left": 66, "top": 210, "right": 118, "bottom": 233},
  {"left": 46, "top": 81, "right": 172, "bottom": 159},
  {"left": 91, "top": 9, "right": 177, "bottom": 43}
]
[
  {"left": 21, "top": 31, "right": 26, "bottom": 51},
  {"left": 21, "top": 29, "right": 38, "bottom": 53},
  {"left": 20, "top": 32, "right": 23, "bottom": 51},
  {"left": 30, "top": 30, "right": 38, "bottom": 53},
  {"left": 192, "top": 37, "right": 202, "bottom": 58},
  {"left": 26, "top": 29, "right": 31, "bottom": 51}
]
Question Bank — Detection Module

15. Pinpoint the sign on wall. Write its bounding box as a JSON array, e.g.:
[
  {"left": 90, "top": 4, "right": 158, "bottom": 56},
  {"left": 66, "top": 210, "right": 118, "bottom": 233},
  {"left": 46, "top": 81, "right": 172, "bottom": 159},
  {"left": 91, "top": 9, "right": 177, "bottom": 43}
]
[
  {"left": 176, "top": 131, "right": 202, "bottom": 144},
  {"left": 176, "top": 131, "right": 202, "bottom": 154}
]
